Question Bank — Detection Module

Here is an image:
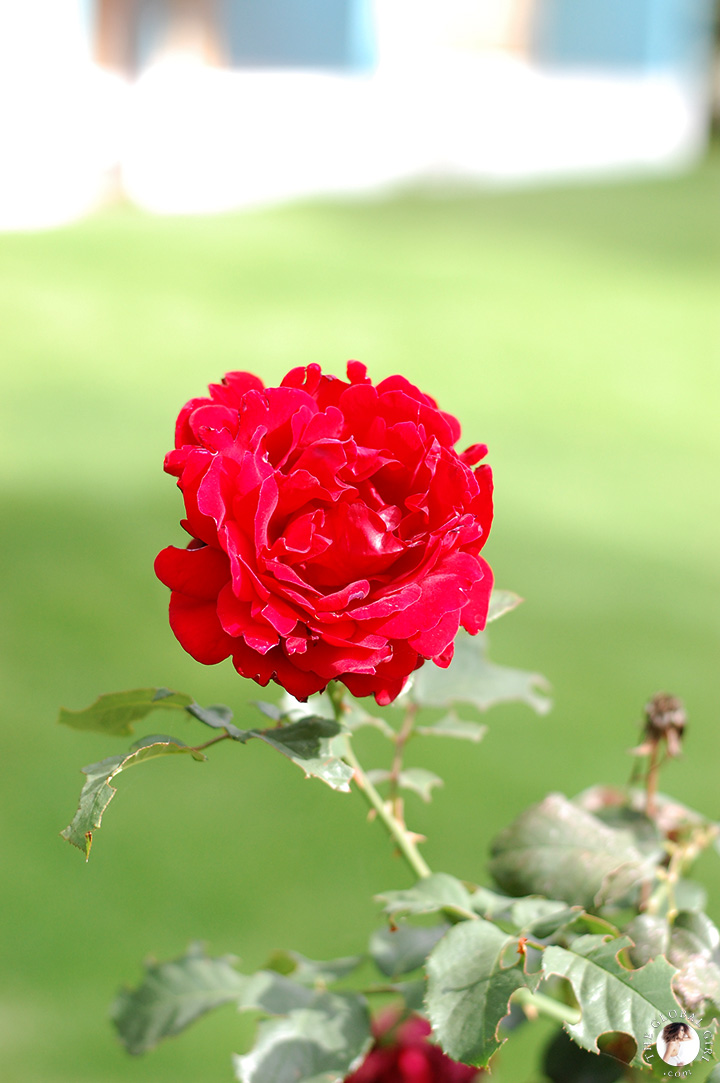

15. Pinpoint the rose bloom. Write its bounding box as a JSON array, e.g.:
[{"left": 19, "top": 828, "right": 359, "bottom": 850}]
[
  {"left": 346, "top": 1013, "right": 483, "bottom": 1082},
  {"left": 155, "top": 362, "right": 492, "bottom": 705}
]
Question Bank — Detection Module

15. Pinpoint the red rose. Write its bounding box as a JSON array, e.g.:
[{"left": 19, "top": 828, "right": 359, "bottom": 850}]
[
  {"left": 155, "top": 362, "right": 492, "bottom": 705},
  {"left": 346, "top": 1013, "right": 483, "bottom": 1082}
]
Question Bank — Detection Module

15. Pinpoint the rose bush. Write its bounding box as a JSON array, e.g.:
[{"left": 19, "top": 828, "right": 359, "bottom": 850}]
[
  {"left": 345, "top": 1013, "right": 482, "bottom": 1082},
  {"left": 155, "top": 362, "right": 493, "bottom": 704}
]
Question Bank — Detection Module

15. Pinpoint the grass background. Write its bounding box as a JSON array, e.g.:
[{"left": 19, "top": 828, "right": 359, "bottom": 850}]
[{"left": 1, "top": 151, "right": 719, "bottom": 1082}]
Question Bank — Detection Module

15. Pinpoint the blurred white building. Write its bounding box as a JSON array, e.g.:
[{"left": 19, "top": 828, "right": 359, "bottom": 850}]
[{"left": 0, "top": 0, "right": 715, "bottom": 229}]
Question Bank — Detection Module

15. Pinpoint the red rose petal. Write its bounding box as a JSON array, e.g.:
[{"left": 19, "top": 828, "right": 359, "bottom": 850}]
[{"left": 157, "top": 363, "right": 493, "bottom": 703}]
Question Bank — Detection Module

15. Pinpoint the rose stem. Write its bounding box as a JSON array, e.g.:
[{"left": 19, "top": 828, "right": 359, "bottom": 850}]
[
  {"left": 387, "top": 703, "right": 418, "bottom": 822},
  {"left": 327, "top": 682, "right": 432, "bottom": 881},
  {"left": 645, "top": 738, "right": 660, "bottom": 820},
  {"left": 191, "top": 733, "right": 232, "bottom": 753},
  {"left": 511, "top": 988, "right": 581, "bottom": 1026}
]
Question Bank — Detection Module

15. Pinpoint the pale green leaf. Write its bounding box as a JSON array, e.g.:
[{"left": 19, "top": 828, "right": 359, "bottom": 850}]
[
  {"left": 61, "top": 737, "right": 206, "bottom": 858},
  {"left": 366, "top": 768, "right": 444, "bottom": 803},
  {"left": 416, "top": 711, "right": 488, "bottom": 743},
  {"left": 486, "top": 589, "right": 523, "bottom": 623},
  {"left": 425, "top": 918, "right": 531, "bottom": 1066},
  {"left": 398, "top": 768, "right": 444, "bottom": 802},
  {"left": 409, "top": 630, "right": 551, "bottom": 714},
  {"left": 469, "top": 885, "right": 516, "bottom": 920},
  {"left": 233, "top": 991, "right": 372, "bottom": 1083},
  {"left": 112, "top": 944, "right": 251, "bottom": 1055},
  {"left": 370, "top": 924, "right": 449, "bottom": 977},
  {"left": 625, "top": 914, "right": 669, "bottom": 968},
  {"left": 668, "top": 911, "right": 720, "bottom": 1014},
  {"left": 376, "top": 873, "right": 475, "bottom": 919},
  {"left": 489, "top": 793, "right": 652, "bottom": 908},
  {"left": 542, "top": 934, "right": 681, "bottom": 1067},
  {"left": 58, "top": 687, "right": 193, "bottom": 737}
]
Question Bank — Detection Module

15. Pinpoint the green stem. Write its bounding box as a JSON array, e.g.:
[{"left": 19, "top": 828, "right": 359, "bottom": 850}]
[
  {"left": 328, "top": 682, "right": 432, "bottom": 881},
  {"left": 511, "top": 987, "right": 582, "bottom": 1026}
]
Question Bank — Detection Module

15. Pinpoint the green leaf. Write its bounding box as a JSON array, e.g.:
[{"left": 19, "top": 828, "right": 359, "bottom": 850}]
[
  {"left": 251, "top": 717, "right": 353, "bottom": 792},
  {"left": 280, "top": 691, "right": 394, "bottom": 739},
  {"left": 486, "top": 589, "right": 523, "bottom": 623},
  {"left": 625, "top": 914, "right": 669, "bottom": 968},
  {"left": 669, "top": 911, "right": 720, "bottom": 1015},
  {"left": 112, "top": 944, "right": 251, "bottom": 1055},
  {"left": 489, "top": 793, "right": 652, "bottom": 909},
  {"left": 425, "top": 918, "right": 532, "bottom": 1066},
  {"left": 408, "top": 629, "right": 551, "bottom": 715},
  {"left": 370, "top": 924, "right": 449, "bottom": 978},
  {"left": 61, "top": 737, "right": 206, "bottom": 858},
  {"left": 469, "top": 886, "right": 515, "bottom": 920},
  {"left": 113, "top": 945, "right": 368, "bottom": 1057},
  {"left": 416, "top": 711, "right": 488, "bottom": 743},
  {"left": 542, "top": 934, "right": 681, "bottom": 1068},
  {"left": 58, "top": 687, "right": 193, "bottom": 736},
  {"left": 186, "top": 702, "right": 247, "bottom": 740},
  {"left": 232, "top": 991, "right": 372, "bottom": 1083},
  {"left": 376, "top": 873, "right": 475, "bottom": 919},
  {"left": 507, "top": 897, "right": 582, "bottom": 938},
  {"left": 366, "top": 767, "right": 444, "bottom": 803},
  {"left": 264, "top": 951, "right": 364, "bottom": 987},
  {"left": 395, "top": 979, "right": 426, "bottom": 1014}
]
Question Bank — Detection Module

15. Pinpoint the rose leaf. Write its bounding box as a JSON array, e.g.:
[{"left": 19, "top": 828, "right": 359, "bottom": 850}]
[
  {"left": 375, "top": 872, "right": 475, "bottom": 919},
  {"left": 61, "top": 737, "right": 206, "bottom": 859},
  {"left": 486, "top": 589, "right": 524, "bottom": 623},
  {"left": 58, "top": 687, "right": 194, "bottom": 736},
  {"left": 370, "top": 923, "right": 450, "bottom": 978},
  {"left": 408, "top": 630, "right": 551, "bottom": 715},
  {"left": 416, "top": 711, "right": 488, "bottom": 743},
  {"left": 541, "top": 935, "right": 680, "bottom": 1068},
  {"left": 232, "top": 991, "right": 372, "bottom": 1083},
  {"left": 489, "top": 793, "right": 652, "bottom": 908},
  {"left": 425, "top": 918, "right": 533, "bottom": 1067},
  {"left": 112, "top": 944, "right": 252, "bottom": 1055},
  {"left": 250, "top": 717, "right": 353, "bottom": 792}
]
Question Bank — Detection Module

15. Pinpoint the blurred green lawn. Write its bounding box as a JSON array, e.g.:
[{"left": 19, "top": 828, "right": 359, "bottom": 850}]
[{"left": 2, "top": 153, "right": 719, "bottom": 1083}]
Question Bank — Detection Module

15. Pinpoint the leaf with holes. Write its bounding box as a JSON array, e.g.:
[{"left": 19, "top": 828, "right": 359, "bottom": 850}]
[
  {"left": 425, "top": 918, "right": 536, "bottom": 1066},
  {"left": 542, "top": 935, "right": 681, "bottom": 1068}
]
